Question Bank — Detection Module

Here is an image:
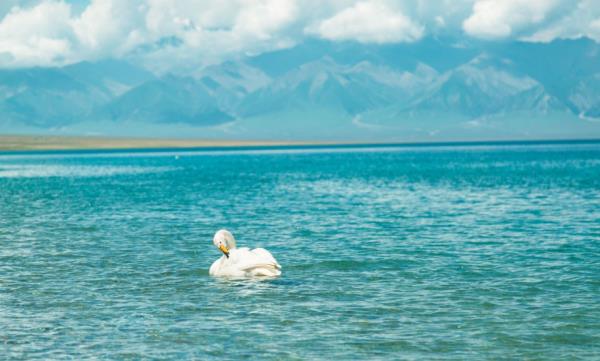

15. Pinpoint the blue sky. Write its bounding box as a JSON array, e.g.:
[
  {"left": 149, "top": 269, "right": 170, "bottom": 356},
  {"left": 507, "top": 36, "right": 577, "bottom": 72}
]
[{"left": 0, "top": 0, "right": 599, "bottom": 74}]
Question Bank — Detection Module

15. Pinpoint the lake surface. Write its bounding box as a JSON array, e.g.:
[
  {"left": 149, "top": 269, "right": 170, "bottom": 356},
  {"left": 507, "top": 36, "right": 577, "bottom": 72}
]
[{"left": 1, "top": 142, "right": 599, "bottom": 360}]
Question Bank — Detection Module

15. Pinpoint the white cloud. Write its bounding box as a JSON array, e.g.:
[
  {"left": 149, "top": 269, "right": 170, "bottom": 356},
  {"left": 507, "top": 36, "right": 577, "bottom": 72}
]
[
  {"left": 235, "top": 0, "right": 298, "bottom": 39},
  {"left": 0, "top": 1, "right": 75, "bottom": 67},
  {"left": 0, "top": 0, "right": 300, "bottom": 70},
  {"left": 0, "top": 0, "right": 598, "bottom": 71},
  {"left": 524, "top": 0, "right": 600, "bottom": 42},
  {"left": 310, "top": 1, "right": 423, "bottom": 43},
  {"left": 138, "top": 0, "right": 299, "bottom": 73},
  {"left": 0, "top": 0, "right": 151, "bottom": 67},
  {"left": 463, "top": 0, "right": 559, "bottom": 39},
  {"left": 73, "top": 1, "right": 148, "bottom": 56},
  {"left": 592, "top": 18, "right": 600, "bottom": 34}
]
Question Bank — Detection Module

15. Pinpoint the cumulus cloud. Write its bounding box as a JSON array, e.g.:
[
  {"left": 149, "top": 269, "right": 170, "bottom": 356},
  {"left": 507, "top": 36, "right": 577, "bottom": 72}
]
[
  {"left": 138, "top": 0, "right": 299, "bottom": 73},
  {"left": 523, "top": 0, "right": 600, "bottom": 42},
  {"left": 462, "top": 0, "right": 560, "bottom": 39},
  {"left": 0, "top": 1, "right": 75, "bottom": 67},
  {"left": 72, "top": 1, "right": 146, "bottom": 56},
  {"left": 0, "top": 0, "right": 598, "bottom": 71},
  {"left": 592, "top": 18, "right": 600, "bottom": 34},
  {"left": 309, "top": 1, "right": 423, "bottom": 43},
  {"left": 0, "top": 0, "right": 300, "bottom": 70}
]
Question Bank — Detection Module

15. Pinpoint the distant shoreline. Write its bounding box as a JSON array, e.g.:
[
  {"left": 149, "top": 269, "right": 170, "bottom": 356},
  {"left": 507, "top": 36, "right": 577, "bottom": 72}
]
[
  {"left": 0, "top": 135, "right": 318, "bottom": 151},
  {"left": 0, "top": 135, "right": 598, "bottom": 152}
]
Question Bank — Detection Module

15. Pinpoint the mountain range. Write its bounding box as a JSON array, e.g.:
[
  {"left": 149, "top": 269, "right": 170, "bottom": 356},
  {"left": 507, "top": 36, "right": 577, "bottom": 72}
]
[{"left": 1, "top": 37, "right": 599, "bottom": 141}]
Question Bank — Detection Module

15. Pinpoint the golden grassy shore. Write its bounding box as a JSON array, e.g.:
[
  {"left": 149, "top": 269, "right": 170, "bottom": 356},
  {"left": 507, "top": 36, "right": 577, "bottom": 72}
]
[
  {"left": 0, "top": 135, "right": 313, "bottom": 151},
  {"left": 2, "top": 135, "right": 590, "bottom": 152}
]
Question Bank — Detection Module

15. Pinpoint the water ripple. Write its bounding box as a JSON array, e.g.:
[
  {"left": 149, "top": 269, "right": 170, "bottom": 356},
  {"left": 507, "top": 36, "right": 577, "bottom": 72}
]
[{"left": 1, "top": 143, "right": 599, "bottom": 360}]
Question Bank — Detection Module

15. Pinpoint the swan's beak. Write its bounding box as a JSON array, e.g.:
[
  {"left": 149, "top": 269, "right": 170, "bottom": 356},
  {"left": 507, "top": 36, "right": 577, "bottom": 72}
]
[{"left": 219, "top": 244, "right": 230, "bottom": 258}]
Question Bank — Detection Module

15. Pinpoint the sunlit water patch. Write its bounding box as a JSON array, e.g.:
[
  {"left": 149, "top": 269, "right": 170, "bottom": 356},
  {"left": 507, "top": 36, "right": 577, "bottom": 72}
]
[{"left": 0, "top": 164, "right": 176, "bottom": 178}]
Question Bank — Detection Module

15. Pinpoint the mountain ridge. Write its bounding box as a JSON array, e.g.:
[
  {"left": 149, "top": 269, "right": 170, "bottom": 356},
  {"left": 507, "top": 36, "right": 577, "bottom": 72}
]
[{"left": 0, "top": 37, "right": 599, "bottom": 140}]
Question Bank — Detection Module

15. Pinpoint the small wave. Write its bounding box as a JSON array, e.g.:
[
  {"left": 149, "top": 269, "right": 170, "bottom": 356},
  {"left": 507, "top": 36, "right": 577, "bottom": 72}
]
[{"left": 290, "top": 259, "right": 407, "bottom": 271}]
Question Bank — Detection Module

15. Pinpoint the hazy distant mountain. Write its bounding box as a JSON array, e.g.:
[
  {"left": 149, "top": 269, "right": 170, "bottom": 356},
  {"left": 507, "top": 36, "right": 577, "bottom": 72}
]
[
  {"left": 0, "top": 68, "right": 98, "bottom": 127},
  {"left": 408, "top": 55, "right": 564, "bottom": 116},
  {"left": 63, "top": 59, "right": 155, "bottom": 97},
  {"left": 239, "top": 57, "right": 404, "bottom": 117},
  {"left": 100, "top": 75, "right": 233, "bottom": 126},
  {"left": 569, "top": 74, "right": 600, "bottom": 118},
  {"left": 0, "top": 38, "right": 599, "bottom": 140},
  {"left": 0, "top": 60, "right": 154, "bottom": 128}
]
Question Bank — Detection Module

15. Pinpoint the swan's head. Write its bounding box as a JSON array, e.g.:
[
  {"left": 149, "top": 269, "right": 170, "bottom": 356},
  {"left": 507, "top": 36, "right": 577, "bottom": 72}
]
[{"left": 213, "top": 229, "right": 236, "bottom": 258}]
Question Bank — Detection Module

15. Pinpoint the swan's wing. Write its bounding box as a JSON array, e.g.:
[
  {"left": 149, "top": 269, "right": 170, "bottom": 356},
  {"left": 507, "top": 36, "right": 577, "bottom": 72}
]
[
  {"left": 210, "top": 255, "right": 248, "bottom": 277},
  {"left": 249, "top": 248, "right": 281, "bottom": 269},
  {"left": 209, "top": 257, "right": 223, "bottom": 275},
  {"left": 234, "top": 248, "right": 281, "bottom": 272}
]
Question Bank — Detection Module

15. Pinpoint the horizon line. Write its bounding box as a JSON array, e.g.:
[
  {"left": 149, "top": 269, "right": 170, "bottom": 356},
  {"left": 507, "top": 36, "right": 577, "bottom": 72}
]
[{"left": 1, "top": 135, "right": 598, "bottom": 154}]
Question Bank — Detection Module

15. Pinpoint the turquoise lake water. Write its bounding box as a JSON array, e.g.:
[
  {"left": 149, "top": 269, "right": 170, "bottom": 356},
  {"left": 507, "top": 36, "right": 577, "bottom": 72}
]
[{"left": 1, "top": 142, "right": 599, "bottom": 360}]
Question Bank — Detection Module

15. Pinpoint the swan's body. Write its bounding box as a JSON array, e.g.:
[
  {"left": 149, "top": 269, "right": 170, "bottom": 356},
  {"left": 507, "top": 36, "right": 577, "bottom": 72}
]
[{"left": 209, "top": 230, "right": 281, "bottom": 277}]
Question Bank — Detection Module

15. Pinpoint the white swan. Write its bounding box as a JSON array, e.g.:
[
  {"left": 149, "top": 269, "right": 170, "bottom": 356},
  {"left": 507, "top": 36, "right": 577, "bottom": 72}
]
[{"left": 209, "top": 229, "right": 282, "bottom": 277}]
